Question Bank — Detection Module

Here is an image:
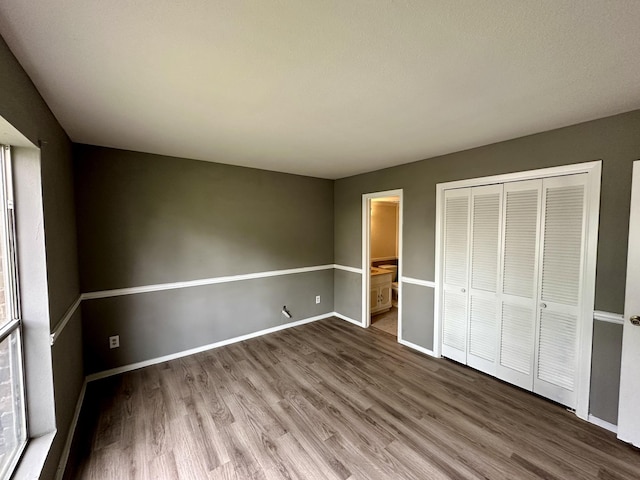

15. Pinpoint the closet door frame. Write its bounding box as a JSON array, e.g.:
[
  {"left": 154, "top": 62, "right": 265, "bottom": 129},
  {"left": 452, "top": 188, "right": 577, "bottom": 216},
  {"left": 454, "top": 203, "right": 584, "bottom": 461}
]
[{"left": 434, "top": 160, "right": 601, "bottom": 420}]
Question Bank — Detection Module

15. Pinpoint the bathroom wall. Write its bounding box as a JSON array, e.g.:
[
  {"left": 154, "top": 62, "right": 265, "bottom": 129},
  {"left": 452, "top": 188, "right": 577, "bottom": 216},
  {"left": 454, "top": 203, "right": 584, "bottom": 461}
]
[{"left": 370, "top": 201, "right": 398, "bottom": 261}]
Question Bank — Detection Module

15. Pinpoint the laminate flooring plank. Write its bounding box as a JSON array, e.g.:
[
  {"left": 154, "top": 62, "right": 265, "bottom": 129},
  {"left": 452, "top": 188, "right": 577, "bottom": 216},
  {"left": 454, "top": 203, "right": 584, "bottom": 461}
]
[
  {"left": 66, "top": 317, "right": 640, "bottom": 480},
  {"left": 116, "top": 397, "right": 149, "bottom": 480},
  {"left": 398, "top": 385, "right": 585, "bottom": 479},
  {"left": 182, "top": 392, "right": 230, "bottom": 470},
  {"left": 269, "top": 400, "right": 351, "bottom": 480},
  {"left": 142, "top": 386, "right": 170, "bottom": 459},
  {"left": 148, "top": 451, "right": 180, "bottom": 480},
  {"left": 169, "top": 416, "right": 211, "bottom": 479},
  {"left": 218, "top": 422, "right": 268, "bottom": 480},
  {"left": 383, "top": 439, "right": 461, "bottom": 480},
  {"left": 273, "top": 431, "right": 340, "bottom": 480},
  {"left": 226, "top": 378, "right": 288, "bottom": 439},
  {"left": 319, "top": 434, "right": 396, "bottom": 480}
]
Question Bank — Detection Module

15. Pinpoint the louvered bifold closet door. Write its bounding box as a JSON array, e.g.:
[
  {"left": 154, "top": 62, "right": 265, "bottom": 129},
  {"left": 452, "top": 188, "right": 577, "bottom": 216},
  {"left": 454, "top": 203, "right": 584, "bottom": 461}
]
[
  {"left": 441, "top": 188, "right": 470, "bottom": 364},
  {"left": 467, "top": 184, "right": 502, "bottom": 375},
  {"left": 534, "top": 173, "right": 588, "bottom": 409},
  {"left": 495, "top": 180, "right": 542, "bottom": 390}
]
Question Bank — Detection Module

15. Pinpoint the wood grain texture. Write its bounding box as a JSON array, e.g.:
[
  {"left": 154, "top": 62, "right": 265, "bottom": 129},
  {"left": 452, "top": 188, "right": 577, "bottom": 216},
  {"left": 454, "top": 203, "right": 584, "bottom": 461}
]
[{"left": 64, "top": 317, "right": 640, "bottom": 479}]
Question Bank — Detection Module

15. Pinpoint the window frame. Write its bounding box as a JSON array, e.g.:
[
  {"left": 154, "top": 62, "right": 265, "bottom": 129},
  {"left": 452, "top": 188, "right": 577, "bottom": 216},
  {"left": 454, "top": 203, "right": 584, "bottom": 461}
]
[{"left": 0, "top": 145, "right": 27, "bottom": 479}]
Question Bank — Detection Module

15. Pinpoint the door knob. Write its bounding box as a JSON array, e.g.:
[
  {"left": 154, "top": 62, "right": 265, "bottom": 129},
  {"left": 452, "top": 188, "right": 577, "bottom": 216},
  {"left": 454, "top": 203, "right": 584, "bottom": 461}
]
[
  {"left": 630, "top": 315, "right": 640, "bottom": 326},
  {"left": 461, "top": 288, "right": 466, "bottom": 293},
  {"left": 540, "top": 303, "right": 547, "bottom": 309}
]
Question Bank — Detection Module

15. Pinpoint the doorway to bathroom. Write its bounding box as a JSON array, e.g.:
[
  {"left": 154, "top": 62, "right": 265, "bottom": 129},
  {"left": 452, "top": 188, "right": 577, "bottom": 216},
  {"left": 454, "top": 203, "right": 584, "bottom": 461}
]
[{"left": 362, "top": 189, "right": 403, "bottom": 339}]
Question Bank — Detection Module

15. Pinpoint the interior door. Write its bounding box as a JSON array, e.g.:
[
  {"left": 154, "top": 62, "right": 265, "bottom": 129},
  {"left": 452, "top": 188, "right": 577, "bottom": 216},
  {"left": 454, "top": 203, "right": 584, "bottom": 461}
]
[
  {"left": 441, "top": 188, "right": 470, "bottom": 364},
  {"left": 467, "top": 184, "right": 502, "bottom": 375},
  {"left": 533, "top": 173, "right": 588, "bottom": 408},
  {"left": 618, "top": 160, "right": 640, "bottom": 447},
  {"left": 496, "top": 179, "right": 541, "bottom": 390}
]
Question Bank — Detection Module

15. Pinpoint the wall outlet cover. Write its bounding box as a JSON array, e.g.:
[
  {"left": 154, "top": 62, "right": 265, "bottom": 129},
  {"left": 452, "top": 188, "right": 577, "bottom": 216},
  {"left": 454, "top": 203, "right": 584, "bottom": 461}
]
[{"left": 109, "top": 335, "right": 120, "bottom": 349}]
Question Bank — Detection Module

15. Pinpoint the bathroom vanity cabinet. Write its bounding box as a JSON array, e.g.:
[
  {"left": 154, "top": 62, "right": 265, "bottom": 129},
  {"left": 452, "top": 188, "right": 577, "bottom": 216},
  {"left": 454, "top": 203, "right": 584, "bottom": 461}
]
[{"left": 370, "top": 268, "right": 392, "bottom": 315}]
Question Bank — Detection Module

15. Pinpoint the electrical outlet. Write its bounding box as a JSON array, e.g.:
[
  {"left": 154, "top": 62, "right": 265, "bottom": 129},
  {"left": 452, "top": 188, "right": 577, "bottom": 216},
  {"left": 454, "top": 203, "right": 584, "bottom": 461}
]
[
  {"left": 109, "top": 335, "right": 120, "bottom": 349},
  {"left": 315, "top": 295, "right": 321, "bottom": 304}
]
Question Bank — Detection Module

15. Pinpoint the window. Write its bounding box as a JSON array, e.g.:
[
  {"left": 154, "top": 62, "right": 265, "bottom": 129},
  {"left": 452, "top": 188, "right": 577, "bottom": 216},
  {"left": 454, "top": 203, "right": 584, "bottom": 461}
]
[{"left": 0, "top": 146, "right": 26, "bottom": 479}]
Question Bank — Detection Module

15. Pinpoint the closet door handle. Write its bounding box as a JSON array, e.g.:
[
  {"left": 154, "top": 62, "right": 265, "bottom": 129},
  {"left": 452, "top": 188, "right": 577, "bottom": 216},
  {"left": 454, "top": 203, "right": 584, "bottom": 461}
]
[
  {"left": 540, "top": 302, "right": 547, "bottom": 309},
  {"left": 461, "top": 288, "right": 466, "bottom": 293}
]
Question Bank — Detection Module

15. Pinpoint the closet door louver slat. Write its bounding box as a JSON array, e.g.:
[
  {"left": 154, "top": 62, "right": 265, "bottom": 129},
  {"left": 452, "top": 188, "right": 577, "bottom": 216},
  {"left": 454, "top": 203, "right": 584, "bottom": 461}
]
[
  {"left": 471, "top": 192, "right": 501, "bottom": 293},
  {"left": 444, "top": 195, "right": 470, "bottom": 287},
  {"left": 500, "top": 303, "right": 535, "bottom": 375},
  {"left": 538, "top": 310, "right": 577, "bottom": 390},
  {"left": 469, "top": 296, "right": 497, "bottom": 361},
  {"left": 540, "top": 185, "right": 585, "bottom": 306},
  {"left": 443, "top": 291, "right": 467, "bottom": 352}
]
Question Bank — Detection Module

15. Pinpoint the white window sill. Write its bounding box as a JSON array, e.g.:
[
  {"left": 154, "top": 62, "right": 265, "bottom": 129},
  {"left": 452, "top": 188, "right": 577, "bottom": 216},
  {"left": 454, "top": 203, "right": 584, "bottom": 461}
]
[{"left": 12, "top": 431, "right": 56, "bottom": 480}]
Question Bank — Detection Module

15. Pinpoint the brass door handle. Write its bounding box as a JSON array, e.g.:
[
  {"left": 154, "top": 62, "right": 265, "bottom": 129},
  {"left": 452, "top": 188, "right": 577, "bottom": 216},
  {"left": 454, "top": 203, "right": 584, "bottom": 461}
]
[{"left": 630, "top": 315, "right": 640, "bottom": 326}]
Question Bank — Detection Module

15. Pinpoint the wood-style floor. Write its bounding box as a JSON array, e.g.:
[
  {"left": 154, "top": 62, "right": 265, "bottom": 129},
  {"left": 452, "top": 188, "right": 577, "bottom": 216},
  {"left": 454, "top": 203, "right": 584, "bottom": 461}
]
[{"left": 64, "top": 317, "right": 640, "bottom": 480}]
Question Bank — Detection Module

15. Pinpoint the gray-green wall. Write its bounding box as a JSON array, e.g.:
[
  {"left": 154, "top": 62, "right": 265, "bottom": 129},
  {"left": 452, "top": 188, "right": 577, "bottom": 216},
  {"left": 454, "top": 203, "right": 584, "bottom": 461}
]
[
  {"left": 74, "top": 145, "right": 334, "bottom": 374},
  {"left": 0, "top": 35, "right": 83, "bottom": 479},
  {"left": 334, "top": 110, "right": 640, "bottom": 425}
]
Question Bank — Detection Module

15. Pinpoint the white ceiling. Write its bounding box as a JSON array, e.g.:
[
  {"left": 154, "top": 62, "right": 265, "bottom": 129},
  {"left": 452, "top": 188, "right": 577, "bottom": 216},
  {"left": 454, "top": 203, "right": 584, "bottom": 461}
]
[{"left": 1, "top": 1, "right": 639, "bottom": 179}]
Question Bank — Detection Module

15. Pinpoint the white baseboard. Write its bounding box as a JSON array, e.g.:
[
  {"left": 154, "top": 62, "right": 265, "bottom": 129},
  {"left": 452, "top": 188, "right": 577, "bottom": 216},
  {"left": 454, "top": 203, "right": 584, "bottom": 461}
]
[
  {"left": 588, "top": 414, "right": 618, "bottom": 434},
  {"left": 86, "top": 312, "right": 334, "bottom": 382},
  {"left": 54, "top": 380, "right": 87, "bottom": 480},
  {"left": 332, "top": 312, "right": 364, "bottom": 327},
  {"left": 398, "top": 338, "right": 438, "bottom": 358}
]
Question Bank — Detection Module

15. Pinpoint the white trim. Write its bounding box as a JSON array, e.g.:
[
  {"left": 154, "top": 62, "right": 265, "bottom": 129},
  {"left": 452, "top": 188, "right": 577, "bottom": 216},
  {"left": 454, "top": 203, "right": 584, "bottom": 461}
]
[
  {"left": 362, "top": 189, "right": 404, "bottom": 334},
  {"left": 434, "top": 160, "right": 602, "bottom": 421},
  {"left": 575, "top": 161, "right": 601, "bottom": 420},
  {"left": 86, "top": 312, "right": 334, "bottom": 382},
  {"left": 401, "top": 276, "right": 436, "bottom": 288},
  {"left": 435, "top": 161, "right": 602, "bottom": 191},
  {"left": 54, "top": 266, "right": 349, "bottom": 343},
  {"left": 54, "top": 380, "right": 87, "bottom": 480},
  {"left": 333, "top": 311, "right": 364, "bottom": 327},
  {"left": 594, "top": 310, "right": 624, "bottom": 325},
  {"left": 399, "top": 339, "right": 437, "bottom": 357},
  {"left": 588, "top": 414, "right": 618, "bottom": 434},
  {"left": 333, "top": 264, "right": 363, "bottom": 274},
  {"left": 81, "top": 264, "right": 335, "bottom": 300},
  {"left": 433, "top": 182, "right": 444, "bottom": 358},
  {"left": 50, "top": 296, "right": 82, "bottom": 346}
]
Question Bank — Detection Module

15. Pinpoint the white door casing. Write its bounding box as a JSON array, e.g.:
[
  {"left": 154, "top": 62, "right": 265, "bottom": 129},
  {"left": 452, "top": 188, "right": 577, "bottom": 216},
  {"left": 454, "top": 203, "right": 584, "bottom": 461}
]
[
  {"left": 618, "top": 160, "right": 640, "bottom": 447},
  {"left": 362, "top": 189, "right": 403, "bottom": 334}
]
